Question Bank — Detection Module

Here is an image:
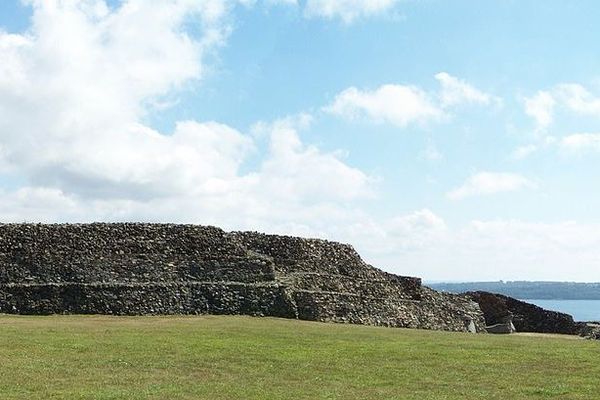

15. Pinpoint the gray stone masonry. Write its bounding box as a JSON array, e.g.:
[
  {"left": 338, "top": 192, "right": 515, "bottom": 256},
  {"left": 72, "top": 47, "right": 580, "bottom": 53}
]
[
  {"left": 465, "top": 291, "right": 580, "bottom": 334},
  {"left": 0, "top": 223, "right": 485, "bottom": 332}
]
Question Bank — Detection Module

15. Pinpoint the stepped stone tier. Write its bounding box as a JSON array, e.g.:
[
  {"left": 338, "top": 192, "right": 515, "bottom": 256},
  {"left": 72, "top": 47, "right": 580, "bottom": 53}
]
[
  {"left": 0, "top": 223, "right": 485, "bottom": 332},
  {"left": 465, "top": 291, "right": 580, "bottom": 335}
]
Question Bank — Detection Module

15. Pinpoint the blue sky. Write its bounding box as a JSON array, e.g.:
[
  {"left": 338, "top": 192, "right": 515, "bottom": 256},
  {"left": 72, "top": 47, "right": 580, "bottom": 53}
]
[{"left": 1, "top": 0, "right": 600, "bottom": 281}]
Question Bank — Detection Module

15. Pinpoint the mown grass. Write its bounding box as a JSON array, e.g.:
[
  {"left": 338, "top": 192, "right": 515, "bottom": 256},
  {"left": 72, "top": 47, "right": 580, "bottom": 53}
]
[{"left": 0, "top": 315, "right": 598, "bottom": 399}]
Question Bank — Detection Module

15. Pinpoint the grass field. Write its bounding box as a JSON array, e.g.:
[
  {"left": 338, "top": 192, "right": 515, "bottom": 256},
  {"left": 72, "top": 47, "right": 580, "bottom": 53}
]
[{"left": 0, "top": 315, "right": 599, "bottom": 399}]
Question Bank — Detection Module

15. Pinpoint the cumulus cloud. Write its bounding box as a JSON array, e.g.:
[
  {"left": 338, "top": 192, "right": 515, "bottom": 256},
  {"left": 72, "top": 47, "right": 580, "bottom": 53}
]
[
  {"left": 324, "top": 73, "right": 497, "bottom": 128},
  {"left": 523, "top": 83, "right": 600, "bottom": 131},
  {"left": 384, "top": 209, "right": 447, "bottom": 248},
  {"left": 519, "top": 83, "right": 600, "bottom": 158},
  {"left": 324, "top": 84, "right": 443, "bottom": 127},
  {"left": 560, "top": 133, "right": 600, "bottom": 153},
  {"left": 556, "top": 84, "right": 600, "bottom": 116},
  {"left": 0, "top": 0, "right": 375, "bottom": 233},
  {"left": 435, "top": 72, "right": 496, "bottom": 107},
  {"left": 256, "top": 118, "right": 374, "bottom": 202},
  {"left": 524, "top": 91, "right": 555, "bottom": 132},
  {"left": 446, "top": 172, "right": 535, "bottom": 200},
  {"left": 304, "top": 0, "right": 401, "bottom": 23},
  {"left": 0, "top": 0, "right": 235, "bottom": 197}
]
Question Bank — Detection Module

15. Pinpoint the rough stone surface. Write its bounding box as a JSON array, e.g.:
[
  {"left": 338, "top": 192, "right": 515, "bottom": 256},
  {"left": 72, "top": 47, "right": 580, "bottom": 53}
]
[
  {"left": 0, "top": 223, "right": 485, "bottom": 332},
  {"left": 465, "top": 291, "right": 580, "bottom": 334},
  {"left": 579, "top": 323, "right": 600, "bottom": 340}
]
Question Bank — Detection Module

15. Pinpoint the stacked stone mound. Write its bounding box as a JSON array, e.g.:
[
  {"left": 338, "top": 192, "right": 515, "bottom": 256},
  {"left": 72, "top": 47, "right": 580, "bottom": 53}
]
[
  {"left": 0, "top": 223, "right": 484, "bottom": 332},
  {"left": 465, "top": 291, "right": 580, "bottom": 335},
  {"left": 579, "top": 323, "right": 600, "bottom": 340}
]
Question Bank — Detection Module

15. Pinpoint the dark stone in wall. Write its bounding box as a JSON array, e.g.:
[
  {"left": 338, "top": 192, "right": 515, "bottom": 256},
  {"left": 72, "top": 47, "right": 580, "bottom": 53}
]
[
  {"left": 0, "top": 223, "right": 485, "bottom": 332},
  {"left": 465, "top": 291, "right": 580, "bottom": 335}
]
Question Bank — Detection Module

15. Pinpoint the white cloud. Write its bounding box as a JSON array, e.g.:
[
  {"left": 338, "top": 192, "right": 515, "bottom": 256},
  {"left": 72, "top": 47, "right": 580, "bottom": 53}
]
[
  {"left": 252, "top": 116, "right": 375, "bottom": 204},
  {"left": 305, "top": 0, "right": 401, "bottom": 23},
  {"left": 242, "top": 0, "right": 297, "bottom": 6},
  {"left": 324, "top": 73, "right": 497, "bottom": 128},
  {"left": 435, "top": 72, "right": 495, "bottom": 107},
  {"left": 0, "top": 186, "right": 81, "bottom": 223},
  {"left": 267, "top": 0, "right": 297, "bottom": 5},
  {"left": 0, "top": 0, "right": 375, "bottom": 233},
  {"left": 560, "top": 133, "right": 600, "bottom": 152},
  {"left": 447, "top": 172, "right": 535, "bottom": 200},
  {"left": 324, "top": 84, "right": 443, "bottom": 127},
  {"left": 556, "top": 84, "right": 600, "bottom": 116},
  {"left": 442, "top": 220, "right": 600, "bottom": 281},
  {"left": 511, "top": 144, "right": 538, "bottom": 160},
  {"left": 0, "top": 0, "right": 237, "bottom": 199},
  {"left": 329, "top": 209, "right": 447, "bottom": 258},
  {"left": 511, "top": 136, "right": 558, "bottom": 160},
  {"left": 523, "top": 83, "right": 600, "bottom": 131},
  {"left": 524, "top": 90, "right": 555, "bottom": 132},
  {"left": 520, "top": 83, "right": 600, "bottom": 158},
  {"left": 384, "top": 209, "right": 447, "bottom": 248},
  {"left": 340, "top": 211, "right": 600, "bottom": 282},
  {"left": 434, "top": 220, "right": 600, "bottom": 281}
]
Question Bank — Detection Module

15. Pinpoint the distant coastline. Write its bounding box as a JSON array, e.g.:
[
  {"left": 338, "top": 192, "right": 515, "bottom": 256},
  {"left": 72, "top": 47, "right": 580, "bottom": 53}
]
[{"left": 426, "top": 281, "right": 600, "bottom": 300}]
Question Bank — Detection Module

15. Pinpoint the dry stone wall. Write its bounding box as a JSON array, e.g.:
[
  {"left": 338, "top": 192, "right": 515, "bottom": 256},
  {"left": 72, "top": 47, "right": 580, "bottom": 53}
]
[
  {"left": 0, "top": 223, "right": 484, "bottom": 332},
  {"left": 465, "top": 291, "right": 580, "bottom": 334},
  {"left": 579, "top": 323, "right": 600, "bottom": 340}
]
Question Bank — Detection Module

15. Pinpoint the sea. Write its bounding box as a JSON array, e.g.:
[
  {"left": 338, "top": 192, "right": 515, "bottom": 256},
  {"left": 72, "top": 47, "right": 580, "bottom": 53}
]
[{"left": 523, "top": 299, "right": 600, "bottom": 322}]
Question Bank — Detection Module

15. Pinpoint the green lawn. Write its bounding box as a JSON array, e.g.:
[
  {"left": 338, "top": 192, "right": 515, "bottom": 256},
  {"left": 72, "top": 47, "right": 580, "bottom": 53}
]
[{"left": 0, "top": 315, "right": 598, "bottom": 399}]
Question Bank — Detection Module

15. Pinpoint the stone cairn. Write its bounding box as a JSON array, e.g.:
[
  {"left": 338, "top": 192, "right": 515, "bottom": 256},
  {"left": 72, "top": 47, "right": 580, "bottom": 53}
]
[{"left": 0, "top": 223, "right": 485, "bottom": 332}]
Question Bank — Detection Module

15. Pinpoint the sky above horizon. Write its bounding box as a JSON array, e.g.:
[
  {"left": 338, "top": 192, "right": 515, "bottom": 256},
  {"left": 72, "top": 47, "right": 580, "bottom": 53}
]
[{"left": 1, "top": 0, "right": 600, "bottom": 281}]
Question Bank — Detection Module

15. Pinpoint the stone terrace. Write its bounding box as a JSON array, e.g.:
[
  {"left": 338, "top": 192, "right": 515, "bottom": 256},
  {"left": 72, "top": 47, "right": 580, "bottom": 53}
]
[{"left": 0, "top": 223, "right": 485, "bottom": 332}]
